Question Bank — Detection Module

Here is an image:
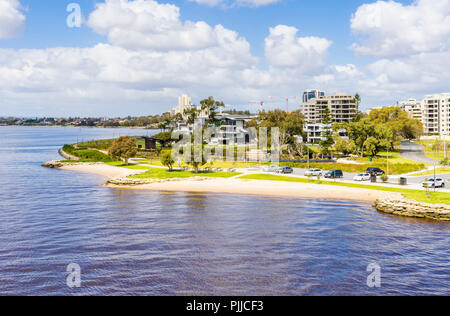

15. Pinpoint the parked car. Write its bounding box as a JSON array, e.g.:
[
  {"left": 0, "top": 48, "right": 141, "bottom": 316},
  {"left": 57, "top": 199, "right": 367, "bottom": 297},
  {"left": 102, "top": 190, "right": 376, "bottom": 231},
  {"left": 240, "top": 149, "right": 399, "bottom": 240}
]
[
  {"left": 324, "top": 170, "right": 343, "bottom": 179},
  {"left": 304, "top": 169, "right": 323, "bottom": 176},
  {"left": 277, "top": 167, "right": 294, "bottom": 174},
  {"left": 262, "top": 165, "right": 279, "bottom": 173},
  {"left": 423, "top": 178, "right": 445, "bottom": 188},
  {"left": 366, "top": 167, "right": 385, "bottom": 176},
  {"left": 353, "top": 173, "right": 371, "bottom": 181}
]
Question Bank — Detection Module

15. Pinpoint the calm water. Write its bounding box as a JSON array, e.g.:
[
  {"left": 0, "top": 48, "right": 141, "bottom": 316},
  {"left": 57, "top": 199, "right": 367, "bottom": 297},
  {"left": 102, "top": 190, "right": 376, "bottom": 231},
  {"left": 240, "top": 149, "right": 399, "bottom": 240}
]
[{"left": 0, "top": 126, "right": 449, "bottom": 296}]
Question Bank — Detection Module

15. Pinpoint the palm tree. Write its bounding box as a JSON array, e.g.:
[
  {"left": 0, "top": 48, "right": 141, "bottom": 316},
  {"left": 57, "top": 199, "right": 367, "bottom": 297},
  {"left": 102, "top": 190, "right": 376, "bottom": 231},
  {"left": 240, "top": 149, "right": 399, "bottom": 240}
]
[{"left": 354, "top": 93, "right": 361, "bottom": 109}]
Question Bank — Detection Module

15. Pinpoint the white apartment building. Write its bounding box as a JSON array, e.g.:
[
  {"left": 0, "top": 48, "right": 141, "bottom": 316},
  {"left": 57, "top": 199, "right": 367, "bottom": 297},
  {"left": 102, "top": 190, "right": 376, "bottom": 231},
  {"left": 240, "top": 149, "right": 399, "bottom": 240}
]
[
  {"left": 301, "top": 92, "right": 358, "bottom": 124},
  {"left": 398, "top": 99, "right": 423, "bottom": 121},
  {"left": 170, "top": 94, "right": 193, "bottom": 117},
  {"left": 421, "top": 93, "right": 450, "bottom": 135}
]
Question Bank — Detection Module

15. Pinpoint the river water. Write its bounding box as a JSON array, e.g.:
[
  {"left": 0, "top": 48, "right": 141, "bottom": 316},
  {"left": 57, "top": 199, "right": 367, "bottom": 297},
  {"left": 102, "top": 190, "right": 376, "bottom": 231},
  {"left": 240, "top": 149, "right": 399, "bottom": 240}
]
[{"left": 0, "top": 126, "right": 449, "bottom": 295}]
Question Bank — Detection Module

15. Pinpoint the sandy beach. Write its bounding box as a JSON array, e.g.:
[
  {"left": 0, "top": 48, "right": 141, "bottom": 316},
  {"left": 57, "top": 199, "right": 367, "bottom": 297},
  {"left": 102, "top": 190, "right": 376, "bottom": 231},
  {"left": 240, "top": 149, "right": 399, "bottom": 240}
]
[
  {"left": 109, "top": 178, "right": 400, "bottom": 202},
  {"left": 55, "top": 163, "right": 400, "bottom": 202},
  {"left": 58, "top": 163, "right": 143, "bottom": 179}
]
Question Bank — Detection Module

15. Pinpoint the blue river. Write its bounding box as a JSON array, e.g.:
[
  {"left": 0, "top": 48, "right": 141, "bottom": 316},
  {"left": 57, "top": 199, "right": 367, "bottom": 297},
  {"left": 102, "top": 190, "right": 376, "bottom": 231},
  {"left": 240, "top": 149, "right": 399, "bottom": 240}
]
[{"left": 0, "top": 126, "right": 449, "bottom": 295}]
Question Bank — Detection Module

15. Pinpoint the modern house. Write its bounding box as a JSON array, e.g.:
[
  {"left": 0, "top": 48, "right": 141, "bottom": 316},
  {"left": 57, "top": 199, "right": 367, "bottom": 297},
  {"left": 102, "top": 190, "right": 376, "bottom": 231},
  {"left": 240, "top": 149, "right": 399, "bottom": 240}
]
[
  {"left": 210, "top": 114, "right": 256, "bottom": 145},
  {"left": 136, "top": 137, "right": 166, "bottom": 150},
  {"left": 173, "top": 113, "right": 257, "bottom": 146}
]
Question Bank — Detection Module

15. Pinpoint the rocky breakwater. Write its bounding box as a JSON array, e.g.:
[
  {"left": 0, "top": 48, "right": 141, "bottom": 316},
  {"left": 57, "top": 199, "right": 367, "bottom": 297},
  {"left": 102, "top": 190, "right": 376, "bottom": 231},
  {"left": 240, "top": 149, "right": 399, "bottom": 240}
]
[
  {"left": 106, "top": 176, "right": 213, "bottom": 186},
  {"left": 374, "top": 197, "right": 450, "bottom": 221}
]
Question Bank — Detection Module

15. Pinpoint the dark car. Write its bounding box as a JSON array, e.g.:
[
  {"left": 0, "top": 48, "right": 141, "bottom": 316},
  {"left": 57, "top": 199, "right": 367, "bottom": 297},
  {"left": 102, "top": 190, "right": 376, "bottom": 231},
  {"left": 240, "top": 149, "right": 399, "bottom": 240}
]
[
  {"left": 277, "top": 166, "right": 294, "bottom": 174},
  {"left": 366, "top": 167, "right": 385, "bottom": 176},
  {"left": 324, "top": 170, "right": 344, "bottom": 179}
]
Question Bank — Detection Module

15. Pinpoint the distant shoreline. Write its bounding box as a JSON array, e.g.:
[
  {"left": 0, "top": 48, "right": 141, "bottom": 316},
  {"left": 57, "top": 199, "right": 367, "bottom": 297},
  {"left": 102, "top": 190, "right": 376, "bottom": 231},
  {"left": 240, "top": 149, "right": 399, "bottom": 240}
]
[{"left": 0, "top": 125, "right": 158, "bottom": 129}]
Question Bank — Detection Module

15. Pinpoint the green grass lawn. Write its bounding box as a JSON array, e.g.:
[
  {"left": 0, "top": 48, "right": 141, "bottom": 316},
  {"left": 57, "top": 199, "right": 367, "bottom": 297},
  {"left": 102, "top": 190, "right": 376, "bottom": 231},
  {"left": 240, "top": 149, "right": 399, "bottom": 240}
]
[
  {"left": 402, "top": 191, "right": 450, "bottom": 205},
  {"left": 416, "top": 139, "right": 450, "bottom": 161},
  {"left": 352, "top": 151, "right": 426, "bottom": 165},
  {"left": 239, "top": 174, "right": 450, "bottom": 205},
  {"left": 408, "top": 167, "right": 450, "bottom": 177},
  {"left": 129, "top": 168, "right": 241, "bottom": 179},
  {"left": 137, "top": 159, "right": 265, "bottom": 169},
  {"left": 105, "top": 161, "right": 151, "bottom": 170}
]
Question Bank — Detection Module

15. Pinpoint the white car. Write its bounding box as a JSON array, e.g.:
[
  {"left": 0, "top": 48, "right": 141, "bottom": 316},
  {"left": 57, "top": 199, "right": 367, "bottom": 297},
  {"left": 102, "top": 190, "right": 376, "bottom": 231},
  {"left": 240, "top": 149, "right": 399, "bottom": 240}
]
[
  {"left": 304, "top": 169, "right": 323, "bottom": 177},
  {"left": 353, "top": 173, "right": 371, "bottom": 181},
  {"left": 423, "top": 178, "right": 445, "bottom": 188},
  {"left": 262, "top": 165, "right": 279, "bottom": 173}
]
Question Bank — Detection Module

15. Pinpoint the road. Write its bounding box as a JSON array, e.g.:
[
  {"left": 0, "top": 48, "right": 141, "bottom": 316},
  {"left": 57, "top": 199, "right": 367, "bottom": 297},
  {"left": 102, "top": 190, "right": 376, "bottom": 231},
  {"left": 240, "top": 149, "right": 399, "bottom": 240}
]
[
  {"left": 291, "top": 167, "right": 450, "bottom": 192},
  {"left": 399, "top": 141, "right": 439, "bottom": 165}
]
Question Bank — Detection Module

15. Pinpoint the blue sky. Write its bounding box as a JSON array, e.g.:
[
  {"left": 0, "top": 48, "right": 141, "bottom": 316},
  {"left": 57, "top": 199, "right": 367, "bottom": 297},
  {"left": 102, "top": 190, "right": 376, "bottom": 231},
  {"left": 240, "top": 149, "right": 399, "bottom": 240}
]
[
  {"left": 4, "top": 0, "right": 380, "bottom": 63},
  {"left": 0, "top": 0, "right": 448, "bottom": 116}
]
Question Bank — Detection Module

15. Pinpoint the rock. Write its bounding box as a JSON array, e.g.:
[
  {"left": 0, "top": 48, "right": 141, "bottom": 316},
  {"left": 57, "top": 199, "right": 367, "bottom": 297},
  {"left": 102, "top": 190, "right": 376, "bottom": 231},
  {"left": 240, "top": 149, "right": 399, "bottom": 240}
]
[{"left": 374, "top": 197, "right": 450, "bottom": 221}]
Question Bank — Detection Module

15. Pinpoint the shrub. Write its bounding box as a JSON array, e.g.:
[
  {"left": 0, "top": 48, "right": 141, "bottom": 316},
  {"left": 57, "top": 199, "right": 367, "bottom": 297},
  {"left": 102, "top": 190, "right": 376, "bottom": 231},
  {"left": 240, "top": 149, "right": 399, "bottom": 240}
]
[
  {"left": 62, "top": 144, "right": 113, "bottom": 162},
  {"left": 161, "top": 151, "right": 175, "bottom": 171}
]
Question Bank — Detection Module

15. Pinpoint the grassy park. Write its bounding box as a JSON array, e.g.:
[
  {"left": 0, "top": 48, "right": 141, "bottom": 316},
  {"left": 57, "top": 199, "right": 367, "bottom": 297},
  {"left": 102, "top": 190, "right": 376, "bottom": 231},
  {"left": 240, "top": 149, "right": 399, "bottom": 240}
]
[
  {"left": 240, "top": 174, "right": 450, "bottom": 205},
  {"left": 129, "top": 168, "right": 241, "bottom": 179}
]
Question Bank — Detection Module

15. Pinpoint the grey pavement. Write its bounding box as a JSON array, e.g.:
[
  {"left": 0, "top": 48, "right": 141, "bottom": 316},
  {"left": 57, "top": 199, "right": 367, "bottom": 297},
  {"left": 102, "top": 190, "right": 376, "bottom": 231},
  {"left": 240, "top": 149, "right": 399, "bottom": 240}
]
[{"left": 399, "top": 141, "right": 439, "bottom": 165}]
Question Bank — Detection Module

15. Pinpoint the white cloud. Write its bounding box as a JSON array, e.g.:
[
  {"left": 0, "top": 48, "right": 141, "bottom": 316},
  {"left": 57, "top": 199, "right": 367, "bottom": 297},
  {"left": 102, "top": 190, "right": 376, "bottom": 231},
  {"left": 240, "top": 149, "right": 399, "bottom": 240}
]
[
  {"left": 265, "top": 25, "right": 332, "bottom": 73},
  {"left": 189, "top": 0, "right": 280, "bottom": 8},
  {"left": 351, "top": 0, "right": 450, "bottom": 58},
  {"left": 0, "top": 0, "right": 25, "bottom": 39},
  {"left": 8, "top": 0, "right": 449, "bottom": 116},
  {"left": 87, "top": 0, "right": 256, "bottom": 54}
]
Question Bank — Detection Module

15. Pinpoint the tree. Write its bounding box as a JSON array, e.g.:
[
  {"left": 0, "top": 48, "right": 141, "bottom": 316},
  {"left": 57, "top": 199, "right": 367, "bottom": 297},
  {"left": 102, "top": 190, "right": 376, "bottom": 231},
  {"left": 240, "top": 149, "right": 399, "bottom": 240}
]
[
  {"left": 368, "top": 106, "right": 423, "bottom": 140},
  {"left": 184, "top": 107, "right": 200, "bottom": 125},
  {"left": 354, "top": 93, "right": 361, "bottom": 108},
  {"left": 161, "top": 151, "right": 175, "bottom": 171},
  {"left": 319, "top": 107, "right": 334, "bottom": 155},
  {"left": 249, "top": 109, "right": 306, "bottom": 147},
  {"left": 345, "top": 118, "right": 376, "bottom": 157},
  {"left": 334, "top": 136, "right": 357, "bottom": 156},
  {"left": 108, "top": 136, "right": 137, "bottom": 165},
  {"left": 364, "top": 137, "right": 380, "bottom": 157},
  {"left": 200, "top": 97, "right": 225, "bottom": 125}
]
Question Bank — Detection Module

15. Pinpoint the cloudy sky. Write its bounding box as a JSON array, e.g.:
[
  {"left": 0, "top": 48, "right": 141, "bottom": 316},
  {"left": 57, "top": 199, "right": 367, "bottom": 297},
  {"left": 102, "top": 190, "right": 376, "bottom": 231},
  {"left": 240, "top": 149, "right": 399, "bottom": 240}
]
[{"left": 0, "top": 0, "right": 449, "bottom": 116}]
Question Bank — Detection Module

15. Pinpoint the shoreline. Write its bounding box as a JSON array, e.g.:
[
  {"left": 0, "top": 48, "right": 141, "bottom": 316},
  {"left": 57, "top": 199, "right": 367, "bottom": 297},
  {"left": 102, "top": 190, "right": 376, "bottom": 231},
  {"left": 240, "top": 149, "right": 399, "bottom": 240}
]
[
  {"left": 44, "top": 161, "right": 450, "bottom": 221},
  {"left": 106, "top": 179, "right": 399, "bottom": 202},
  {"left": 53, "top": 162, "right": 400, "bottom": 202}
]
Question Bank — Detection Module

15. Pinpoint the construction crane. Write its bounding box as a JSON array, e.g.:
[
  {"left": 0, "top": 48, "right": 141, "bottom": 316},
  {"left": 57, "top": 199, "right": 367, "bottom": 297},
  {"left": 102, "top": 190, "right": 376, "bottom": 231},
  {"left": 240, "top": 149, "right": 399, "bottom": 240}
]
[
  {"left": 268, "top": 96, "right": 298, "bottom": 112},
  {"left": 249, "top": 100, "right": 266, "bottom": 113}
]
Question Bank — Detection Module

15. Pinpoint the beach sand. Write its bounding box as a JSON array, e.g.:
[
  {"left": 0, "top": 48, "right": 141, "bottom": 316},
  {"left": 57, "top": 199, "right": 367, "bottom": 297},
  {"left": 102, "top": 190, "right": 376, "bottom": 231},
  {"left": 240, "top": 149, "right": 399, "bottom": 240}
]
[
  {"left": 57, "top": 163, "right": 401, "bottom": 202},
  {"left": 59, "top": 163, "right": 142, "bottom": 179},
  {"left": 110, "top": 179, "right": 399, "bottom": 202}
]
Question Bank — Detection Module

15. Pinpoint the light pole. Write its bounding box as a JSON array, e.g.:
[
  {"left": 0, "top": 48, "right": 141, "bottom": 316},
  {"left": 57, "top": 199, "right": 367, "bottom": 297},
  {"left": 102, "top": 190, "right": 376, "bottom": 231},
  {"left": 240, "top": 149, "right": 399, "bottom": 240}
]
[
  {"left": 307, "top": 144, "right": 310, "bottom": 169},
  {"left": 387, "top": 146, "right": 389, "bottom": 176},
  {"left": 444, "top": 133, "right": 447, "bottom": 160}
]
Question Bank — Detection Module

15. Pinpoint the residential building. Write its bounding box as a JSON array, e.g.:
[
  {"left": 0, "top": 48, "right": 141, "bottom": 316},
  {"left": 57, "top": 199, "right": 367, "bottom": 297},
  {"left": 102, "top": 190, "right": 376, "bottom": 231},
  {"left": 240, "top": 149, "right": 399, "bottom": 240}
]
[
  {"left": 301, "top": 92, "right": 358, "bottom": 124},
  {"left": 303, "top": 124, "right": 347, "bottom": 144},
  {"left": 421, "top": 93, "right": 450, "bottom": 135},
  {"left": 170, "top": 94, "right": 193, "bottom": 117},
  {"left": 302, "top": 89, "right": 325, "bottom": 103},
  {"left": 173, "top": 113, "right": 257, "bottom": 146},
  {"left": 210, "top": 114, "right": 256, "bottom": 145},
  {"left": 398, "top": 99, "right": 423, "bottom": 121}
]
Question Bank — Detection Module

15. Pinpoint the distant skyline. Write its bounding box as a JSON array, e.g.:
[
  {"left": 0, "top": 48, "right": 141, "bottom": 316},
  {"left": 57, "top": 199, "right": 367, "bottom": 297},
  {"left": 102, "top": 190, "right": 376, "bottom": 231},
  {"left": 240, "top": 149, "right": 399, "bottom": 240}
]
[{"left": 0, "top": 0, "right": 449, "bottom": 116}]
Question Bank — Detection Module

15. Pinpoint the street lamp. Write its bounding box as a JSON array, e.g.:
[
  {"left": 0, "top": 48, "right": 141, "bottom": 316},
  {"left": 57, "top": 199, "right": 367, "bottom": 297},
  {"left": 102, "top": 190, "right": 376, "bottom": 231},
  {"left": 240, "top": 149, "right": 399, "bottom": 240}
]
[{"left": 387, "top": 146, "right": 389, "bottom": 176}]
